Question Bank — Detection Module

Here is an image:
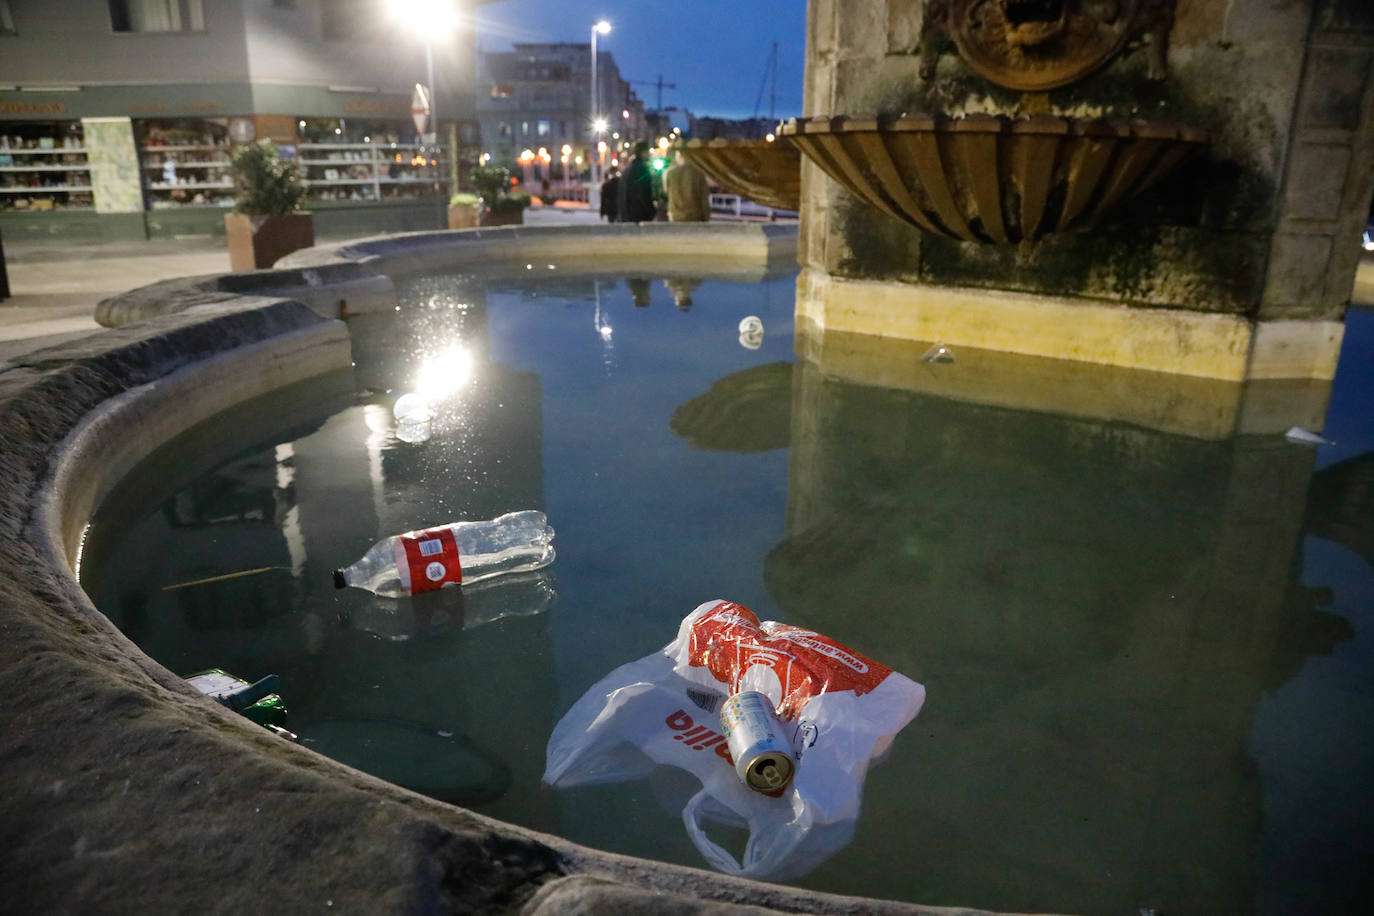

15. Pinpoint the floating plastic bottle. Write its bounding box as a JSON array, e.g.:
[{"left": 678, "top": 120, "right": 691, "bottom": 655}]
[
  {"left": 333, "top": 510, "right": 555, "bottom": 597},
  {"left": 738, "top": 315, "right": 764, "bottom": 350},
  {"left": 921, "top": 342, "right": 955, "bottom": 363}
]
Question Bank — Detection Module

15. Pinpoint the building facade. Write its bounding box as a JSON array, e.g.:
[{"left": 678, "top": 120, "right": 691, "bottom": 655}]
[
  {"left": 475, "top": 42, "right": 646, "bottom": 180},
  {"left": 0, "top": 0, "right": 492, "bottom": 241},
  {"left": 687, "top": 115, "right": 778, "bottom": 142}
]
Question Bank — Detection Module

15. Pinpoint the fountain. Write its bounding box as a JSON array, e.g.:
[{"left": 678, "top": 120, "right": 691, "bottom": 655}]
[{"left": 680, "top": 138, "right": 803, "bottom": 211}]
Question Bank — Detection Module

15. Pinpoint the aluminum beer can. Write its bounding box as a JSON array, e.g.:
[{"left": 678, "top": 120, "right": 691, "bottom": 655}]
[{"left": 720, "top": 691, "right": 797, "bottom": 794}]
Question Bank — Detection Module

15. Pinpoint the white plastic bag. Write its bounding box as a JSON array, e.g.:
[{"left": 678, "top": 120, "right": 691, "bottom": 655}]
[{"left": 543, "top": 599, "right": 925, "bottom": 880}]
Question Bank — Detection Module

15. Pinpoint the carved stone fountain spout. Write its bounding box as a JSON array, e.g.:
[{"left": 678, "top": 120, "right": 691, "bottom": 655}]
[
  {"left": 780, "top": 113, "right": 1208, "bottom": 244},
  {"left": 679, "top": 138, "right": 802, "bottom": 212}
]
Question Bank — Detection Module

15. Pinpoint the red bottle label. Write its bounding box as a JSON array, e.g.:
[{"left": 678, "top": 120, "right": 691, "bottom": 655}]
[{"left": 399, "top": 526, "right": 463, "bottom": 594}]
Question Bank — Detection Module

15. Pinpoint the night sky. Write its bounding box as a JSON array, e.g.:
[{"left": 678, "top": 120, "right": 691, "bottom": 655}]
[{"left": 471, "top": 1, "right": 807, "bottom": 122}]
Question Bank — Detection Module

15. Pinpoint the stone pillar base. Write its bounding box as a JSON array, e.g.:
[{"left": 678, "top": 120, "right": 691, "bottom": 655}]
[{"left": 797, "top": 268, "right": 1345, "bottom": 383}]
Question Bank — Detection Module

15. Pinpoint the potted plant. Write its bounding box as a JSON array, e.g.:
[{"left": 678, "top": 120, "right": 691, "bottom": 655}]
[
  {"left": 471, "top": 165, "right": 532, "bottom": 227},
  {"left": 447, "top": 191, "right": 482, "bottom": 230},
  {"left": 225, "top": 139, "right": 314, "bottom": 270}
]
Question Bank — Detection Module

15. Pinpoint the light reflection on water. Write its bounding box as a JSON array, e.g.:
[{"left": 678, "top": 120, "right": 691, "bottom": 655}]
[{"left": 79, "top": 271, "right": 1373, "bottom": 915}]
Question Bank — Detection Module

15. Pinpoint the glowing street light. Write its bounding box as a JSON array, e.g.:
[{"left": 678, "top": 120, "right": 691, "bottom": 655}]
[
  {"left": 589, "top": 19, "right": 612, "bottom": 211},
  {"left": 385, "top": 0, "right": 461, "bottom": 225}
]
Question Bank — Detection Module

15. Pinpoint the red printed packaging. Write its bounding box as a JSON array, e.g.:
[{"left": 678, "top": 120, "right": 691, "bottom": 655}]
[{"left": 398, "top": 525, "right": 463, "bottom": 594}]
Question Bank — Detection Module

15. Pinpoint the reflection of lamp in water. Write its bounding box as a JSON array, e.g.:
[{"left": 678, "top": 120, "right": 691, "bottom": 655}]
[
  {"left": 415, "top": 344, "right": 473, "bottom": 400},
  {"left": 593, "top": 279, "right": 616, "bottom": 374}
]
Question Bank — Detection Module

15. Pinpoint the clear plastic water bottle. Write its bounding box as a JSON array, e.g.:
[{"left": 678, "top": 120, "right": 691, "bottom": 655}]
[{"left": 333, "top": 510, "right": 555, "bottom": 597}]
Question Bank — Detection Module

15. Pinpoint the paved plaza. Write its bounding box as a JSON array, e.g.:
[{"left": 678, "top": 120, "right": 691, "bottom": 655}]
[{"left": 0, "top": 204, "right": 603, "bottom": 360}]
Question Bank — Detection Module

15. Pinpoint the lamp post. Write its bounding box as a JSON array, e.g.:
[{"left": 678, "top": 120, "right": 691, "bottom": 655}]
[
  {"left": 387, "top": 0, "right": 460, "bottom": 227},
  {"left": 589, "top": 19, "right": 611, "bottom": 212}
]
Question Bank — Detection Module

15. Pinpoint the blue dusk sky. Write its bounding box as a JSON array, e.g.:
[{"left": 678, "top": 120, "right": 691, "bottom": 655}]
[{"left": 470, "top": 1, "right": 807, "bottom": 122}]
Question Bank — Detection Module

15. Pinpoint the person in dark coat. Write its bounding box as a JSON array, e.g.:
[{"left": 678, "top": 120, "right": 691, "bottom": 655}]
[
  {"left": 599, "top": 168, "right": 621, "bottom": 222},
  {"left": 617, "top": 141, "right": 657, "bottom": 223}
]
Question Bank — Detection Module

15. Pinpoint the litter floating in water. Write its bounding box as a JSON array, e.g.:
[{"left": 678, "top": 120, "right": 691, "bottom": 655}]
[
  {"left": 738, "top": 316, "right": 764, "bottom": 350},
  {"left": 1285, "top": 426, "right": 1334, "bottom": 446},
  {"left": 333, "top": 510, "right": 555, "bottom": 596},
  {"left": 921, "top": 343, "right": 955, "bottom": 364},
  {"left": 544, "top": 599, "right": 925, "bottom": 880},
  {"left": 392, "top": 392, "right": 432, "bottom": 423},
  {"left": 721, "top": 690, "right": 797, "bottom": 794},
  {"left": 162, "top": 566, "right": 286, "bottom": 591},
  {"left": 184, "top": 668, "right": 296, "bottom": 740}
]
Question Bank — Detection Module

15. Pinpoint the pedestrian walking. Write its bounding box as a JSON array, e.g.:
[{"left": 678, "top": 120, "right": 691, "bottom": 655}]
[
  {"left": 617, "top": 141, "right": 657, "bottom": 223},
  {"left": 663, "top": 151, "right": 710, "bottom": 222}
]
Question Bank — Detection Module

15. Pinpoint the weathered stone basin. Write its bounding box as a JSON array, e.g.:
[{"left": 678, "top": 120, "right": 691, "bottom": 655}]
[
  {"left": 1, "top": 223, "right": 995, "bottom": 914},
  {"left": 680, "top": 138, "right": 803, "bottom": 211},
  {"left": 780, "top": 113, "right": 1209, "bottom": 244}
]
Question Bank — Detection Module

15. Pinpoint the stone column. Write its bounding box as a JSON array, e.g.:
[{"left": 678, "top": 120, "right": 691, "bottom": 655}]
[{"left": 796, "top": 0, "right": 1374, "bottom": 382}]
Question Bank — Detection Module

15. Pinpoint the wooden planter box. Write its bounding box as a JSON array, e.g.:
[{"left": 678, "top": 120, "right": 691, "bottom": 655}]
[
  {"left": 225, "top": 212, "right": 316, "bottom": 270},
  {"left": 447, "top": 205, "right": 481, "bottom": 230},
  {"left": 480, "top": 208, "right": 525, "bottom": 227}
]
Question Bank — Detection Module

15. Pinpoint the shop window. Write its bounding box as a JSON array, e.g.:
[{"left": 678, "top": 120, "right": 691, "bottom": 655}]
[
  {"left": 537, "top": 120, "right": 550, "bottom": 137},
  {"left": 109, "top": 0, "right": 205, "bottom": 32},
  {"left": 1, "top": 1, "right": 15, "bottom": 35}
]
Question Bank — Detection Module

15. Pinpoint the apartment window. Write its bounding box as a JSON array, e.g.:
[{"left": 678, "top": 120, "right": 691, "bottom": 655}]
[
  {"left": 497, "top": 122, "right": 512, "bottom": 139},
  {"left": 1, "top": 1, "right": 16, "bottom": 35},
  {"left": 521, "top": 121, "right": 529, "bottom": 137},
  {"left": 109, "top": 0, "right": 204, "bottom": 32},
  {"left": 537, "top": 120, "right": 550, "bottom": 137}
]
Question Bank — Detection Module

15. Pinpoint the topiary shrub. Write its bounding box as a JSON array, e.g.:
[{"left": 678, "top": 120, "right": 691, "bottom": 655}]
[
  {"left": 470, "top": 165, "right": 532, "bottom": 214},
  {"left": 230, "top": 140, "right": 306, "bottom": 217}
]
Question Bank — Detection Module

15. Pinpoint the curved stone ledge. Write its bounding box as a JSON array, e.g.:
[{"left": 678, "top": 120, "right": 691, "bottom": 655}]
[
  {"left": 0, "top": 232, "right": 998, "bottom": 914},
  {"left": 278, "top": 221, "right": 800, "bottom": 277},
  {"left": 96, "top": 223, "right": 799, "bottom": 330}
]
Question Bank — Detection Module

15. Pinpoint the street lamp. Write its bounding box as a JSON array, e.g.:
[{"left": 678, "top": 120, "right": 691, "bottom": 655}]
[
  {"left": 589, "top": 19, "right": 611, "bottom": 211},
  {"left": 386, "top": 0, "right": 460, "bottom": 225}
]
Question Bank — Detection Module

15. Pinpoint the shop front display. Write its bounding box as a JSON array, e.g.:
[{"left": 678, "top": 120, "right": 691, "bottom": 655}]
[
  {"left": 0, "top": 122, "right": 93, "bottom": 212},
  {"left": 137, "top": 118, "right": 234, "bottom": 210}
]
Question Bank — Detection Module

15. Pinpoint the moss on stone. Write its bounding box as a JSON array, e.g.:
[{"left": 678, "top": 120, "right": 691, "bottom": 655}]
[
  {"left": 835, "top": 194, "right": 924, "bottom": 280},
  {"left": 912, "top": 222, "right": 1261, "bottom": 315}
]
